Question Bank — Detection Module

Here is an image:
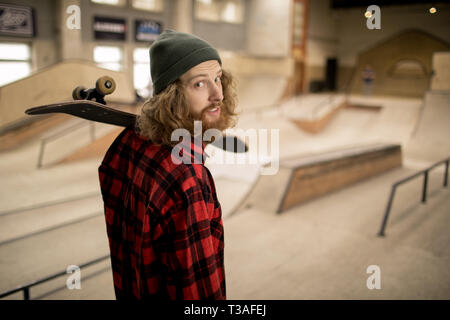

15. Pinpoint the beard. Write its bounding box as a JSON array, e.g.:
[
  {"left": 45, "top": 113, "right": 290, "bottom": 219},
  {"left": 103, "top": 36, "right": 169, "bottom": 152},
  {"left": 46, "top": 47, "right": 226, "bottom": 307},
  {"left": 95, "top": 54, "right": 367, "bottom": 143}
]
[{"left": 188, "top": 102, "right": 230, "bottom": 135}]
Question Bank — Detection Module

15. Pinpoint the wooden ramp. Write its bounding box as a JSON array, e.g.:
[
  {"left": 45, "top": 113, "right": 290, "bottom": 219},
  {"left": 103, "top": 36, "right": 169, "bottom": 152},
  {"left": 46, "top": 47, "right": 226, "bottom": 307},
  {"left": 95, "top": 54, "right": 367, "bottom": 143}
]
[{"left": 238, "top": 143, "right": 402, "bottom": 214}]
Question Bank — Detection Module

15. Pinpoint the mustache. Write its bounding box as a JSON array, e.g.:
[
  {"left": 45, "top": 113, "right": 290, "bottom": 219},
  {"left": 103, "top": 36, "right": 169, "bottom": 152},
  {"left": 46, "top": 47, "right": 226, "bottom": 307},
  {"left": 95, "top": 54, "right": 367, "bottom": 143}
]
[
  {"left": 204, "top": 102, "right": 221, "bottom": 111},
  {"left": 186, "top": 102, "right": 224, "bottom": 122},
  {"left": 198, "top": 102, "right": 222, "bottom": 118}
]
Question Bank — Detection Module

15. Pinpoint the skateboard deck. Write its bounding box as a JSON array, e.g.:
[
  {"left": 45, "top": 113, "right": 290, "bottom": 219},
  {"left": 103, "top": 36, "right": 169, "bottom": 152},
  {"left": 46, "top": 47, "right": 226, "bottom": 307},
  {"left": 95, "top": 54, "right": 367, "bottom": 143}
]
[
  {"left": 25, "top": 100, "right": 137, "bottom": 127},
  {"left": 25, "top": 101, "right": 248, "bottom": 153}
]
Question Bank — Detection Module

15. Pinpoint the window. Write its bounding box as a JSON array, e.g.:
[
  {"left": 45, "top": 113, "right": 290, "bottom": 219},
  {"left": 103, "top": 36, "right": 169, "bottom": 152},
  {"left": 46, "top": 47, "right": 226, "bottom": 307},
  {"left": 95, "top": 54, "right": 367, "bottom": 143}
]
[
  {"left": 195, "top": 0, "right": 244, "bottom": 24},
  {"left": 91, "top": 0, "right": 126, "bottom": 6},
  {"left": 133, "top": 48, "right": 152, "bottom": 98},
  {"left": 93, "top": 46, "right": 122, "bottom": 71},
  {"left": 0, "top": 43, "right": 31, "bottom": 86},
  {"left": 132, "top": 0, "right": 164, "bottom": 12}
]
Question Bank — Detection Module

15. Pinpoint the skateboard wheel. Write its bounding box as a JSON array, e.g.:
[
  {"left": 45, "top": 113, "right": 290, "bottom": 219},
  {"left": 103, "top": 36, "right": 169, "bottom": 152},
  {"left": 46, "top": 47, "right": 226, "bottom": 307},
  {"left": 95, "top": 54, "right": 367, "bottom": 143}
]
[
  {"left": 72, "top": 86, "right": 87, "bottom": 100},
  {"left": 96, "top": 76, "right": 116, "bottom": 95}
]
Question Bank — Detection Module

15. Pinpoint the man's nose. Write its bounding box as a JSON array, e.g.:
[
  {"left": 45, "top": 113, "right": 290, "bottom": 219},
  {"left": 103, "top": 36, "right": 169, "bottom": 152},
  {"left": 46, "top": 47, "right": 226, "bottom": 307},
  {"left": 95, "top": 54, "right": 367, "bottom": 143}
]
[{"left": 209, "top": 82, "right": 223, "bottom": 102}]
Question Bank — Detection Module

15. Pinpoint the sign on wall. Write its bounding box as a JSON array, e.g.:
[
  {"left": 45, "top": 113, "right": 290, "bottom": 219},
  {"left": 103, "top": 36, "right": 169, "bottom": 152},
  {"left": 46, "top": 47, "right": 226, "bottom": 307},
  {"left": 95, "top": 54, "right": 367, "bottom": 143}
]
[
  {"left": 93, "top": 16, "right": 126, "bottom": 41},
  {"left": 0, "top": 3, "right": 35, "bottom": 37},
  {"left": 135, "top": 19, "right": 162, "bottom": 42}
]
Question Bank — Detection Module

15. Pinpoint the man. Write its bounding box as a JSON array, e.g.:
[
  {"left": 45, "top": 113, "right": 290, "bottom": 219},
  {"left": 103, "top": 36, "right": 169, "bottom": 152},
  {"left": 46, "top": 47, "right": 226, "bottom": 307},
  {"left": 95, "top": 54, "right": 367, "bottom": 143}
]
[
  {"left": 98, "top": 30, "right": 237, "bottom": 300},
  {"left": 362, "top": 64, "right": 375, "bottom": 96}
]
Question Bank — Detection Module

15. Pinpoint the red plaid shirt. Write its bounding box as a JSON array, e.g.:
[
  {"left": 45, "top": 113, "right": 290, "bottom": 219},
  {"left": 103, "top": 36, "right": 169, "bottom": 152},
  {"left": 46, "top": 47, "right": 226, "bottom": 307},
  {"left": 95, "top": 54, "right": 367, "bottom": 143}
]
[{"left": 98, "top": 125, "right": 226, "bottom": 300}]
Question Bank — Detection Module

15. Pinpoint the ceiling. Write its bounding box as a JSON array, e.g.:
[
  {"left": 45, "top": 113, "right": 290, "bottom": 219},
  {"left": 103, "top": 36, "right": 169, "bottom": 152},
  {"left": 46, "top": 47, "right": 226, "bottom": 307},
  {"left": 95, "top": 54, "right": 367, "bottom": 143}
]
[{"left": 331, "top": 0, "right": 449, "bottom": 9}]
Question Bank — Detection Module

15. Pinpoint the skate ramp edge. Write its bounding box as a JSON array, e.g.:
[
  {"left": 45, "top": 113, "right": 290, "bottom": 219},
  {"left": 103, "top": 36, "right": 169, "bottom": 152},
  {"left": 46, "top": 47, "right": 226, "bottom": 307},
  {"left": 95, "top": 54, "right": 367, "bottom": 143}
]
[
  {"left": 405, "top": 91, "right": 450, "bottom": 162},
  {"left": 0, "top": 60, "right": 136, "bottom": 130},
  {"left": 289, "top": 100, "right": 382, "bottom": 134},
  {"left": 238, "top": 143, "right": 402, "bottom": 214},
  {"left": 220, "top": 53, "right": 294, "bottom": 113}
]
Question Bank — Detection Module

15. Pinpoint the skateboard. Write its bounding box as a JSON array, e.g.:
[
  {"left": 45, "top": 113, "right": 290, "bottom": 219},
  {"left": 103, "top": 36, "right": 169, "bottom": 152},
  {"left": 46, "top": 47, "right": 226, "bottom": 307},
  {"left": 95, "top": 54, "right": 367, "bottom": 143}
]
[{"left": 25, "top": 76, "right": 248, "bottom": 153}]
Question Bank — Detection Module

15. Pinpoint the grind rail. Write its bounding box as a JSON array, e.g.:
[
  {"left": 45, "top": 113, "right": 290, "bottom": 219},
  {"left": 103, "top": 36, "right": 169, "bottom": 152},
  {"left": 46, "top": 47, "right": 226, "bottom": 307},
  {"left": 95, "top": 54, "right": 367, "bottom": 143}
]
[{"left": 378, "top": 157, "right": 449, "bottom": 237}]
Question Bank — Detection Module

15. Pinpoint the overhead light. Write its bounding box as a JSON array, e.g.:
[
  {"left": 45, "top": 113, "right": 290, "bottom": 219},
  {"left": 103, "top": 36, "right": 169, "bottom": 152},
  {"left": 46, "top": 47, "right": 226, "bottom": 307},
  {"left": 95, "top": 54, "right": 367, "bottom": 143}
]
[
  {"left": 364, "top": 11, "right": 372, "bottom": 18},
  {"left": 429, "top": 7, "right": 437, "bottom": 14}
]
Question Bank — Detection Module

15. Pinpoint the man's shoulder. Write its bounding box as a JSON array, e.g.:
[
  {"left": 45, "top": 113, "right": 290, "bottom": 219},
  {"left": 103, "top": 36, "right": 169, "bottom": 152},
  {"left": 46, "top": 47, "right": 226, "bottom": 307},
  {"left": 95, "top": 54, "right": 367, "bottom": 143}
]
[
  {"left": 102, "top": 126, "right": 167, "bottom": 164},
  {"left": 101, "top": 126, "right": 209, "bottom": 190}
]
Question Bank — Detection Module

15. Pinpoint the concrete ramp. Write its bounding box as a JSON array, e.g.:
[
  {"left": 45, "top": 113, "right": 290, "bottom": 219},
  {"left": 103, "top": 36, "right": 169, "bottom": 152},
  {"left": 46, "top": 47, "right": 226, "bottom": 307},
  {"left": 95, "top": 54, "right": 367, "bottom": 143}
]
[
  {"left": 0, "top": 60, "right": 135, "bottom": 131},
  {"left": 238, "top": 143, "right": 402, "bottom": 214},
  {"left": 0, "top": 114, "right": 71, "bottom": 152},
  {"left": 236, "top": 75, "right": 288, "bottom": 112},
  {"left": 51, "top": 104, "right": 139, "bottom": 165},
  {"left": 405, "top": 51, "right": 450, "bottom": 161},
  {"left": 406, "top": 91, "right": 450, "bottom": 162},
  {"left": 280, "top": 94, "right": 383, "bottom": 134},
  {"left": 220, "top": 53, "right": 293, "bottom": 113},
  {"left": 58, "top": 128, "right": 122, "bottom": 165}
]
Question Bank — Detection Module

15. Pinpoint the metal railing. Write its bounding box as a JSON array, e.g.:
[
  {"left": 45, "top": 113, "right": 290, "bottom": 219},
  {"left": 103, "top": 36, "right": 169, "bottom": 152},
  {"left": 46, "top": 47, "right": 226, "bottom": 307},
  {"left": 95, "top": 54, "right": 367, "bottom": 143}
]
[
  {"left": 378, "top": 157, "right": 449, "bottom": 237},
  {"left": 0, "top": 255, "right": 110, "bottom": 300},
  {"left": 37, "top": 120, "right": 96, "bottom": 168}
]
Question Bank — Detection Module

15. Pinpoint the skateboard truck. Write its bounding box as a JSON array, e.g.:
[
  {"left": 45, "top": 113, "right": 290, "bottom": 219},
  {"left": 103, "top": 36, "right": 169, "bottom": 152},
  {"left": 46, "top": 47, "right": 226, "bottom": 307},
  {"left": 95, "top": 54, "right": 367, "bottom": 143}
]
[{"left": 72, "top": 76, "right": 116, "bottom": 105}]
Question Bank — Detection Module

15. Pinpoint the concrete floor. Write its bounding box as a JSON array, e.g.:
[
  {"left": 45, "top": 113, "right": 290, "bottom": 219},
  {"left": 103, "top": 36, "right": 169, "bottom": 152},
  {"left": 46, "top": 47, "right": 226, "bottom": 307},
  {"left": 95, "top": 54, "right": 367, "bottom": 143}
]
[{"left": 0, "top": 93, "right": 449, "bottom": 300}]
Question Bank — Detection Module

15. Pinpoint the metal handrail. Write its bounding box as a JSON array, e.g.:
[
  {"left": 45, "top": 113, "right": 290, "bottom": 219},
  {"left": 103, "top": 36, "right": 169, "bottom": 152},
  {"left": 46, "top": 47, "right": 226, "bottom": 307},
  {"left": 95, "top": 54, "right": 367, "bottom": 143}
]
[
  {"left": 0, "top": 254, "right": 110, "bottom": 300},
  {"left": 37, "top": 120, "right": 96, "bottom": 168},
  {"left": 378, "top": 157, "right": 449, "bottom": 237}
]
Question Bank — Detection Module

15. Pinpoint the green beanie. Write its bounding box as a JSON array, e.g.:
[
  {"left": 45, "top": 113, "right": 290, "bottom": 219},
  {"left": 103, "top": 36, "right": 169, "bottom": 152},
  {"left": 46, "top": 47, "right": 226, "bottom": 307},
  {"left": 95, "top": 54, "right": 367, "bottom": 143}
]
[{"left": 150, "top": 29, "right": 222, "bottom": 95}]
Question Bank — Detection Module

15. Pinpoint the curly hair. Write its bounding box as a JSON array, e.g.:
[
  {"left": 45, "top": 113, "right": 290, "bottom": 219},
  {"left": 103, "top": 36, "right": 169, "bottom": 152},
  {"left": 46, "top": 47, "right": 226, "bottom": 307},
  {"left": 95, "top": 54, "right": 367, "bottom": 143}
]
[{"left": 137, "top": 69, "right": 238, "bottom": 147}]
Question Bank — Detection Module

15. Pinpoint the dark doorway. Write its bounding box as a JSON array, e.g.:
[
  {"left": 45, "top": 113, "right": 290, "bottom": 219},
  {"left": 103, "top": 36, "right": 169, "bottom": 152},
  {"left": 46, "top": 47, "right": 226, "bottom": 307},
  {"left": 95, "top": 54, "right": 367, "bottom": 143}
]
[{"left": 325, "top": 58, "right": 337, "bottom": 91}]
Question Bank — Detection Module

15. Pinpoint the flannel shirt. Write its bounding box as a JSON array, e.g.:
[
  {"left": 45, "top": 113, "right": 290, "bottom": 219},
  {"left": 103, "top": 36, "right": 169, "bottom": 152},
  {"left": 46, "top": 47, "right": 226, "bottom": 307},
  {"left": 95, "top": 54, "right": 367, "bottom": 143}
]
[{"left": 98, "top": 125, "right": 226, "bottom": 300}]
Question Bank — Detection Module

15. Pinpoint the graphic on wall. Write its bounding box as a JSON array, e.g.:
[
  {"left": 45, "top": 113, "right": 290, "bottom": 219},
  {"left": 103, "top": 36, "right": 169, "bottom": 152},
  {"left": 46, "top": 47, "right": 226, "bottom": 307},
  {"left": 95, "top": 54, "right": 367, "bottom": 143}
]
[
  {"left": 93, "top": 16, "right": 126, "bottom": 41},
  {"left": 0, "top": 4, "right": 35, "bottom": 37},
  {"left": 135, "top": 19, "right": 162, "bottom": 42}
]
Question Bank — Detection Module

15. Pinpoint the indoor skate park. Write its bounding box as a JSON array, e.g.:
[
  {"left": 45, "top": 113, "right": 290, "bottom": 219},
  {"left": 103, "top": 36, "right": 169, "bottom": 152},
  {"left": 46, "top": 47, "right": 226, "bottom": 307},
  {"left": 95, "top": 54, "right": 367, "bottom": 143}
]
[{"left": 0, "top": 0, "right": 449, "bottom": 300}]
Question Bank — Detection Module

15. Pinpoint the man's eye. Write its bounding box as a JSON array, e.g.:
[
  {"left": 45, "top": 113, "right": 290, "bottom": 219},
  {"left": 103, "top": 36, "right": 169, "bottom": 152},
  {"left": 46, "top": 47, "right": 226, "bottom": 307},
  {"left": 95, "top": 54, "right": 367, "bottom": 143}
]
[
  {"left": 215, "top": 76, "right": 222, "bottom": 83},
  {"left": 195, "top": 81, "right": 204, "bottom": 88}
]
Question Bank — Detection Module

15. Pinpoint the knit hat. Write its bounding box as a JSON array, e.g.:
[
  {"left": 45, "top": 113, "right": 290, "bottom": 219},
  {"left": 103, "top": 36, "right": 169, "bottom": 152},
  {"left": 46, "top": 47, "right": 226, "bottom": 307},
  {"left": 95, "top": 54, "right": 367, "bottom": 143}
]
[{"left": 150, "top": 30, "right": 222, "bottom": 95}]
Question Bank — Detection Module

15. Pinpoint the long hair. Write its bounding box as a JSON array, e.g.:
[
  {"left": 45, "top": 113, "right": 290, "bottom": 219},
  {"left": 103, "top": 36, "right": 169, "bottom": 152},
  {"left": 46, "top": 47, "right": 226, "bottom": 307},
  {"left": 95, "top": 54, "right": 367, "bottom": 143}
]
[{"left": 137, "top": 69, "right": 238, "bottom": 147}]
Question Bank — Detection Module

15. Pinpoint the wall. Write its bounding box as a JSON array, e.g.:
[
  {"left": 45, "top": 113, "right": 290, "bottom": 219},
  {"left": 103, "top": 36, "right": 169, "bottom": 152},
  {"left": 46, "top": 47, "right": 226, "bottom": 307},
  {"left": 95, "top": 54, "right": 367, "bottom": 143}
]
[
  {"left": 0, "top": 0, "right": 172, "bottom": 87},
  {"left": 304, "top": 0, "right": 338, "bottom": 91},
  {"left": 193, "top": 20, "right": 247, "bottom": 53},
  {"left": 334, "top": 3, "right": 450, "bottom": 94},
  {"left": 0, "top": 0, "right": 59, "bottom": 71},
  {"left": 334, "top": 3, "right": 450, "bottom": 66},
  {"left": 193, "top": 0, "right": 247, "bottom": 53},
  {"left": 350, "top": 30, "right": 449, "bottom": 97},
  {"left": 304, "top": 1, "right": 450, "bottom": 95},
  {"left": 246, "top": 0, "right": 291, "bottom": 57},
  {"left": 79, "top": 0, "right": 172, "bottom": 85}
]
